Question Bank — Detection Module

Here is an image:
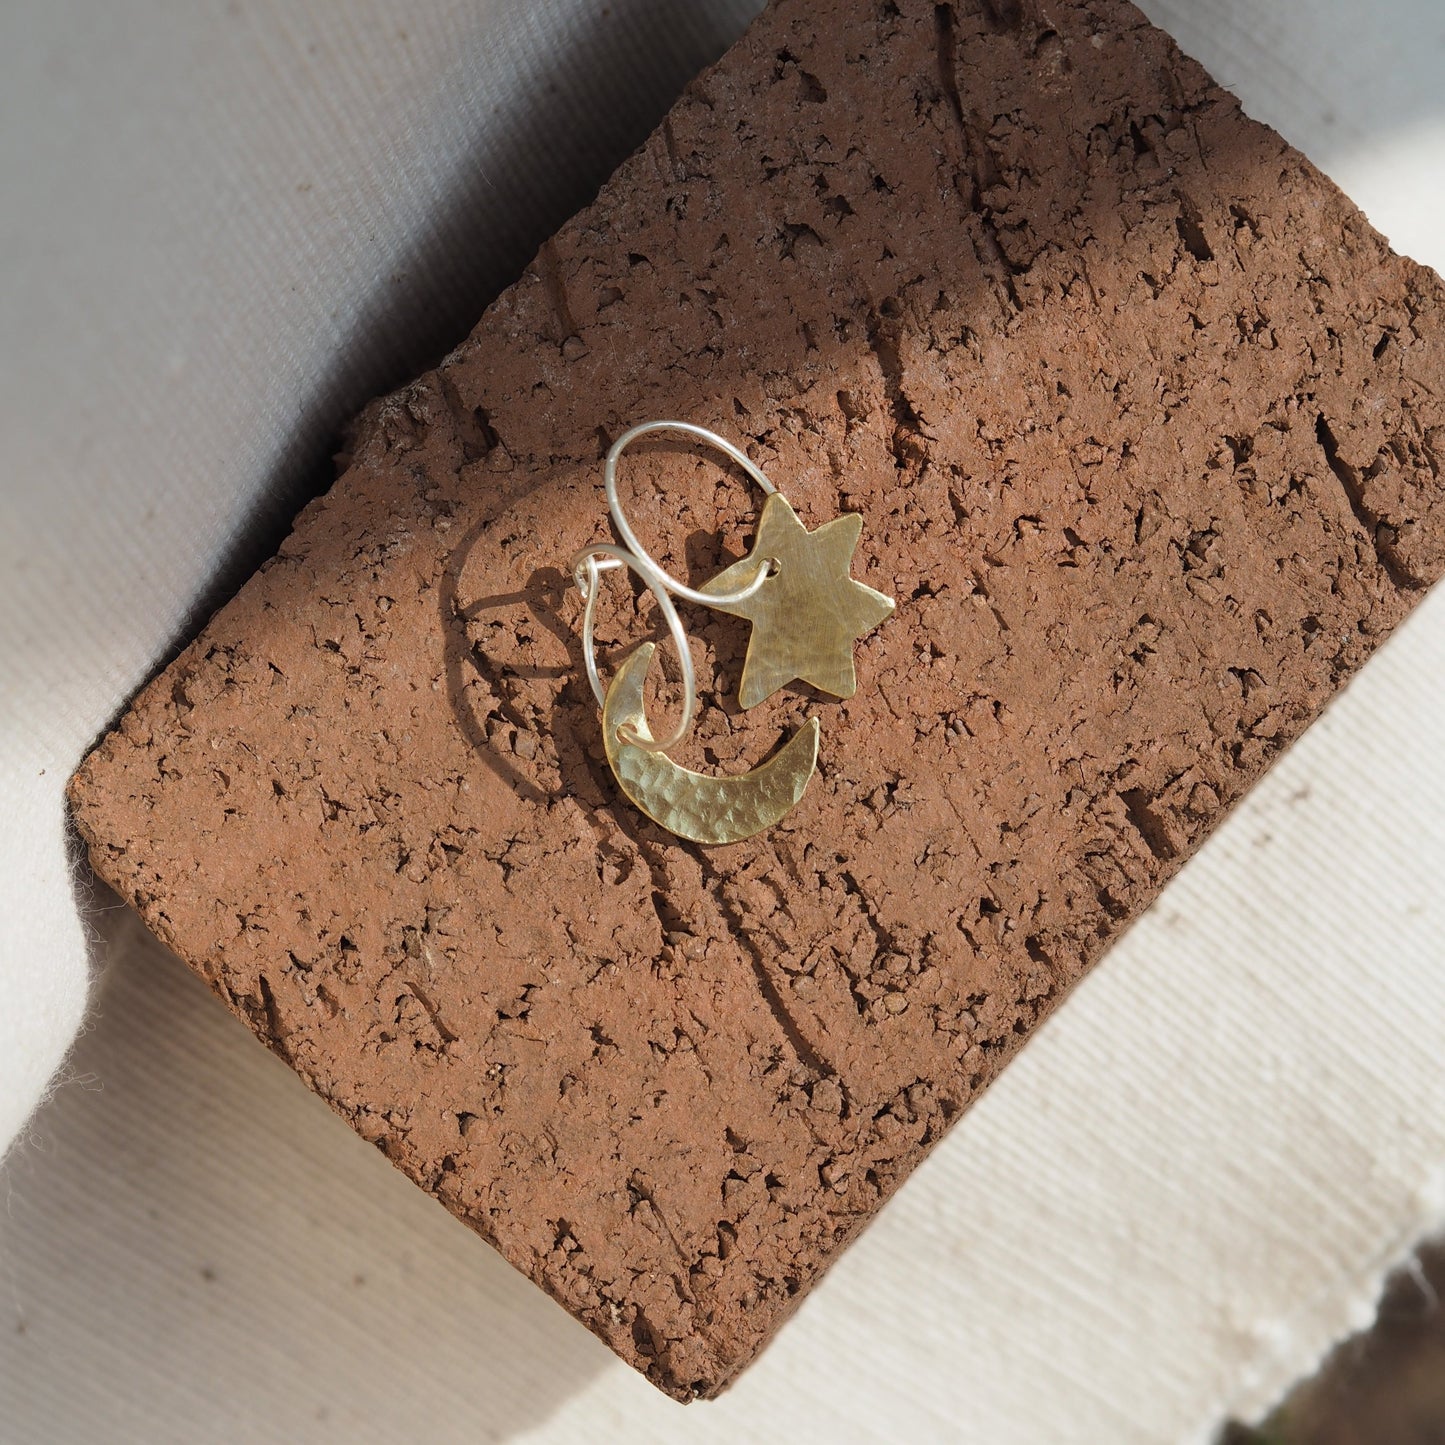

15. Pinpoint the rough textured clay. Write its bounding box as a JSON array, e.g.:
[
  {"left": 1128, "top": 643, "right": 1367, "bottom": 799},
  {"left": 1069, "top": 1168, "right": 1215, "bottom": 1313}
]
[{"left": 70, "top": 0, "right": 1445, "bottom": 1400}]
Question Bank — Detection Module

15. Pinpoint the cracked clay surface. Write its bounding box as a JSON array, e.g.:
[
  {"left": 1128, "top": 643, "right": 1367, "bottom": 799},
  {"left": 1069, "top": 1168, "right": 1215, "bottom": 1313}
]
[{"left": 70, "top": 0, "right": 1445, "bottom": 1401}]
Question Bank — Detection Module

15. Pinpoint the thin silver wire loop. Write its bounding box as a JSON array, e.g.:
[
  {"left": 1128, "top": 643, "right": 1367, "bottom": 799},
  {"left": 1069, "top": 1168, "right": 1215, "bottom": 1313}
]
[
  {"left": 604, "top": 421, "right": 775, "bottom": 607},
  {"left": 572, "top": 544, "right": 694, "bottom": 751},
  {"left": 570, "top": 421, "right": 779, "bottom": 754}
]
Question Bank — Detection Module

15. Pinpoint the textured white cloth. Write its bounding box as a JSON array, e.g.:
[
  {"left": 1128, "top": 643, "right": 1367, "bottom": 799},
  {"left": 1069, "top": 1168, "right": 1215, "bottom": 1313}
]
[{"left": 3, "top": 2, "right": 1445, "bottom": 1441}]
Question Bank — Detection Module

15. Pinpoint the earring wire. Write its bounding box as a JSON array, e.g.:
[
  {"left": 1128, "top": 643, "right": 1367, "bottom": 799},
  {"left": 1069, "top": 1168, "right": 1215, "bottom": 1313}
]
[{"left": 571, "top": 422, "right": 778, "bottom": 753}]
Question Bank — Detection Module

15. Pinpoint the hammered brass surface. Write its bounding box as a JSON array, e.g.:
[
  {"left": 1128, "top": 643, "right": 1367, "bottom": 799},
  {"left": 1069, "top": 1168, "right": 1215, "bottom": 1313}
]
[
  {"left": 698, "top": 494, "right": 896, "bottom": 710},
  {"left": 601, "top": 642, "right": 820, "bottom": 845}
]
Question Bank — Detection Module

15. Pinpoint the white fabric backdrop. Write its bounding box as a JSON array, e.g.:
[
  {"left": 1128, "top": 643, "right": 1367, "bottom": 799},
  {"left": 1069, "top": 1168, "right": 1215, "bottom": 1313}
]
[{"left": 3, "top": 2, "right": 1445, "bottom": 1441}]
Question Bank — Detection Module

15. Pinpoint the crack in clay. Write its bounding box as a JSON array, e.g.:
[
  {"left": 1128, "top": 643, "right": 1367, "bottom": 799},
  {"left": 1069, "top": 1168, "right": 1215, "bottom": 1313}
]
[
  {"left": 537, "top": 238, "right": 582, "bottom": 346},
  {"left": 629, "top": 1171, "right": 698, "bottom": 1297},
  {"left": 695, "top": 851, "right": 837, "bottom": 1081},
  {"left": 405, "top": 980, "right": 459, "bottom": 1044},
  {"left": 933, "top": 3, "right": 1023, "bottom": 310},
  {"left": 866, "top": 305, "right": 928, "bottom": 471},
  {"left": 1316, "top": 413, "right": 1423, "bottom": 590},
  {"left": 1118, "top": 787, "right": 1178, "bottom": 862}
]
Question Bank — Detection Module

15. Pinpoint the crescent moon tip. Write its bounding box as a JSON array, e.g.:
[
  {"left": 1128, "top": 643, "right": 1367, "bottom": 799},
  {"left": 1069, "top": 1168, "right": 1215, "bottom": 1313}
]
[{"left": 801, "top": 714, "right": 821, "bottom": 766}]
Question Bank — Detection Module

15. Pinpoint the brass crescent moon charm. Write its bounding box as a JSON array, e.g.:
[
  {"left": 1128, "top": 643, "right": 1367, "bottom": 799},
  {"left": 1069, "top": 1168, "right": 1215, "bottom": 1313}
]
[{"left": 602, "top": 642, "right": 819, "bottom": 845}]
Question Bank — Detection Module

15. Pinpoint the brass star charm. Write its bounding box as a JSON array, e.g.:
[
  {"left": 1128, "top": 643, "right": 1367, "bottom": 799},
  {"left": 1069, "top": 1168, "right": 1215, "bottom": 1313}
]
[{"left": 698, "top": 494, "right": 895, "bottom": 709}]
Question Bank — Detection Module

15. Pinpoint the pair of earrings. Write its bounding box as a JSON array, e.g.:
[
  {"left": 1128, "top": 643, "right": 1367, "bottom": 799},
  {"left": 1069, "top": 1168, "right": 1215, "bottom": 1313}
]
[{"left": 570, "top": 421, "right": 894, "bottom": 845}]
